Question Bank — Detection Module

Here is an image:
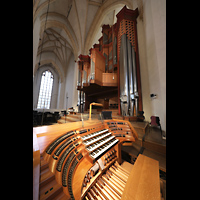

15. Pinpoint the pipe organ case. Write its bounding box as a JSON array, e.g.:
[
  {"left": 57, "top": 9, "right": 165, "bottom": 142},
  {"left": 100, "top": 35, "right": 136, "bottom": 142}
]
[{"left": 76, "top": 6, "right": 143, "bottom": 119}]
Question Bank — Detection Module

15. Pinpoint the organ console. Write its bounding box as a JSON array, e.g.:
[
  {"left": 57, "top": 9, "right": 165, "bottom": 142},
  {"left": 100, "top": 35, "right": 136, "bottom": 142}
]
[{"left": 34, "top": 119, "right": 161, "bottom": 200}]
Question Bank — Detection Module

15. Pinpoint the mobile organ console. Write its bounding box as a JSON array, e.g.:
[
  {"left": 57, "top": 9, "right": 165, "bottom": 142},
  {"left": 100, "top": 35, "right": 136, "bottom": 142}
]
[{"left": 36, "top": 119, "right": 160, "bottom": 200}]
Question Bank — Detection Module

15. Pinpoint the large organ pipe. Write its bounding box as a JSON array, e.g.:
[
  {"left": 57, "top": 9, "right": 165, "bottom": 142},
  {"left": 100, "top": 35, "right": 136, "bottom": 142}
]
[
  {"left": 127, "top": 36, "right": 134, "bottom": 116},
  {"left": 119, "top": 33, "right": 139, "bottom": 117},
  {"left": 119, "top": 34, "right": 129, "bottom": 116},
  {"left": 77, "top": 90, "right": 81, "bottom": 112},
  {"left": 113, "top": 37, "right": 117, "bottom": 65},
  {"left": 131, "top": 46, "right": 138, "bottom": 116},
  {"left": 83, "top": 92, "right": 85, "bottom": 112}
]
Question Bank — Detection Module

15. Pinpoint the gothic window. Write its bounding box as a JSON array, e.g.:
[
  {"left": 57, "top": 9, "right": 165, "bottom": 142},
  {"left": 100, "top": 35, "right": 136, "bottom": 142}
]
[{"left": 37, "top": 70, "right": 54, "bottom": 109}]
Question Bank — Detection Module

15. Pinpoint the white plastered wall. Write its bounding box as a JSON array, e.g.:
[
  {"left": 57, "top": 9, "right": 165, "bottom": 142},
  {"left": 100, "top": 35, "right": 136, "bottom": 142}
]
[{"left": 136, "top": 0, "right": 166, "bottom": 133}]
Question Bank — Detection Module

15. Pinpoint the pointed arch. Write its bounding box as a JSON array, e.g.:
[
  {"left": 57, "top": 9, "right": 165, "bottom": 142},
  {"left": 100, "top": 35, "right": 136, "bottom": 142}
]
[
  {"left": 34, "top": 59, "right": 64, "bottom": 83},
  {"left": 84, "top": 0, "right": 133, "bottom": 54}
]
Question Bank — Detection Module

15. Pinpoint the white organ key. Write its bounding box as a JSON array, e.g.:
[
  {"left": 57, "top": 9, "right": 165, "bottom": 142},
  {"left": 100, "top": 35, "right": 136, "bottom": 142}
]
[
  {"left": 90, "top": 138, "right": 119, "bottom": 160},
  {"left": 86, "top": 135, "right": 115, "bottom": 152},
  {"left": 81, "top": 129, "right": 109, "bottom": 141},
  {"left": 82, "top": 128, "right": 119, "bottom": 161},
  {"left": 83, "top": 132, "right": 112, "bottom": 146}
]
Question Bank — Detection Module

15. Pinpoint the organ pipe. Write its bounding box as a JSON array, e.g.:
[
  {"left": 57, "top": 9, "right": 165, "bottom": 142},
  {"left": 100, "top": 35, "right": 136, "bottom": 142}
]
[
  {"left": 119, "top": 34, "right": 129, "bottom": 116},
  {"left": 127, "top": 37, "right": 134, "bottom": 116},
  {"left": 132, "top": 46, "right": 139, "bottom": 116},
  {"left": 119, "top": 34, "right": 139, "bottom": 117}
]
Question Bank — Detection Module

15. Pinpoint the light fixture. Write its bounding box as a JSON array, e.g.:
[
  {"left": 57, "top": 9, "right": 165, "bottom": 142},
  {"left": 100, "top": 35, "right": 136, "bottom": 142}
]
[{"left": 150, "top": 94, "right": 157, "bottom": 99}]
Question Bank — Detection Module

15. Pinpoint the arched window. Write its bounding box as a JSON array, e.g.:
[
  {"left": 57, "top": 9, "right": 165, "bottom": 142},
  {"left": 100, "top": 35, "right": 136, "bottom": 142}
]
[{"left": 37, "top": 70, "right": 54, "bottom": 109}]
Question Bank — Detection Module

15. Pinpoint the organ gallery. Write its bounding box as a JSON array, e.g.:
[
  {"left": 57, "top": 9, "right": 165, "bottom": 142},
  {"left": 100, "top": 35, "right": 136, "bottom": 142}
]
[{"left": 33, "top": 1, "right": 166, "bottom": 199}]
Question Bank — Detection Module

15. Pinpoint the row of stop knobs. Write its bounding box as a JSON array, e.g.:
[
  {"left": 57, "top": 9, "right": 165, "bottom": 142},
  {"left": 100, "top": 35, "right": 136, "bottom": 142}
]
[
  {"left": 83, "top": 170, "right": 93, "bottom": 186},
  {"left": 83, "top": 149, "right": 117, "bottom": 187},
  {"left": 103, "top": 149, "right": 116, "bottom": 166}
]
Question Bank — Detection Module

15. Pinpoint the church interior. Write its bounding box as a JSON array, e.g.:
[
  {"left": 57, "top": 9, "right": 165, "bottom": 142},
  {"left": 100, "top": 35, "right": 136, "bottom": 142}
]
[{"left": 33, "top": 0, "right": 166, "bottom": 199}]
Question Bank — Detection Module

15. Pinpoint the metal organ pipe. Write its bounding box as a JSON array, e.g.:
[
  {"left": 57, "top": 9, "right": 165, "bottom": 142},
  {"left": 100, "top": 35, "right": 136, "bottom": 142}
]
[
  {"left": 77, "top": 90, "right": 80, "bottom": 112},
  {"left": 119, "top": 35, "right": 124, "bottom": 116},
  {"left": 119, "top": 34, "right": 138, "bottom": 117},
  {"left": 119, "top": 34, "right": 129, "bottom": 116},
  {"left": 131, "top": 47, "right": 138, "bottom": 116},
  {"left": 127, "top": 38, "right": 134, "bottom": 117},
  {"left": 113, "top": 37, "right": 117, "bottom": 65},
  {"left": 124, "top": 35, "right": 130, "bottom": 116}
]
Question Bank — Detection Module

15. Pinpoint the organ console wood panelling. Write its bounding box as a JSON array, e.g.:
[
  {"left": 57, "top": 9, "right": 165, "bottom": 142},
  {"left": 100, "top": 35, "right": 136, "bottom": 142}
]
[
  {"left": 33, "top": 119, "right": 161, "bottom": 200},
  {"left": 76, "top": 6, "right": 144, "bottom": 121}
]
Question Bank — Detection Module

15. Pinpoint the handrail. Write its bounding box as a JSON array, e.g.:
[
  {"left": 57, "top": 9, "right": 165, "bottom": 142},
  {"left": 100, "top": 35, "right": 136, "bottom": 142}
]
[{"left": 89, "top": 102, "right": 103, "bottom": 120}]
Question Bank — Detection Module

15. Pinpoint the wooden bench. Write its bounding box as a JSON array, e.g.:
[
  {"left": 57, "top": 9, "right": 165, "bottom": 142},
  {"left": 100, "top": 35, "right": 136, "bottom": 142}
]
[{"left": 121, "top": 154, "right": 160, "bottom": 200}]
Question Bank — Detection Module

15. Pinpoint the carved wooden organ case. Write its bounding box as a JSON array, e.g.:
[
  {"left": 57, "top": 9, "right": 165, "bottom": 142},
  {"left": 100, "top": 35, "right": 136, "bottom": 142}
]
[{"left": 77, "top": 6, "right": 144, "bottom": 120}]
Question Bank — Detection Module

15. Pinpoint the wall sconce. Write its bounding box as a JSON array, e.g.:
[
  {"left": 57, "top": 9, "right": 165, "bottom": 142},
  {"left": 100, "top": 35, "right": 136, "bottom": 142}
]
[{"left": 150, "top": 94, "right": 157, "bottom": 99}]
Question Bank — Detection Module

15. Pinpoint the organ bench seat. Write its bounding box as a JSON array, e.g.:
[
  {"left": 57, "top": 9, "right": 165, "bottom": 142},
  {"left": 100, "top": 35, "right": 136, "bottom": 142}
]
[{"left": 33, "top": 119, "right": 160, "bottom": 200}]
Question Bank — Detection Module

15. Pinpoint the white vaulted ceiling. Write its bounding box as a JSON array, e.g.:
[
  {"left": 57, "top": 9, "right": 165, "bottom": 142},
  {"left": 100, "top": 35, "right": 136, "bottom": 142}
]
[{"left": 33, "top": 0, "right": 135, "bottom": 77}]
